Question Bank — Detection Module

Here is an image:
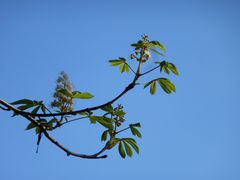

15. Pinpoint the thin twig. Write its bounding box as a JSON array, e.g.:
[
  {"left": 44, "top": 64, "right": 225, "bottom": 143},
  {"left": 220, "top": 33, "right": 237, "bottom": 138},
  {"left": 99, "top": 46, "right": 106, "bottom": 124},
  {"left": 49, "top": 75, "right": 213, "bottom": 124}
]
[
  {"left": 140, "top": 64, "right": 160, "bottom": 76},
  {"left": 115, "top": 126, "right": 131, "bottom": 135},
  {"left": 59, "top": 116, "right": 88, "bottom": 126}
]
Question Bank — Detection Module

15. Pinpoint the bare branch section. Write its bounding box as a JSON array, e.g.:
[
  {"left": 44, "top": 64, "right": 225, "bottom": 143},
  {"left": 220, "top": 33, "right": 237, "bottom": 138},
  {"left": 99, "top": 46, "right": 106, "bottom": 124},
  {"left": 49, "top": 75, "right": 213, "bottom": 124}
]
[{"left": 0, "top": 99, "right": 108, "bottom": 159}]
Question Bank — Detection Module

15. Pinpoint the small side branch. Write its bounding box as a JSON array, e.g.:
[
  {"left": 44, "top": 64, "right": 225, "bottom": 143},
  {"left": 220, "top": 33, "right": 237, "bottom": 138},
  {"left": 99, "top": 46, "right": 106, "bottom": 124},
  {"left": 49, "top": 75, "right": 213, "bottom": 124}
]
[{"left": 140, "top": 65, "right": 160, "bottom": 76}]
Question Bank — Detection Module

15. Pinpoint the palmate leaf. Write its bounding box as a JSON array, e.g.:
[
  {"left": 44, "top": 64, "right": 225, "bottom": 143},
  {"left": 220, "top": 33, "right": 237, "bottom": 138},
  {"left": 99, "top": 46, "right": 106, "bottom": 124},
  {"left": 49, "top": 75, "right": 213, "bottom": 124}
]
[
  {"left": 130, "top": 126, "right": 142, "bottom": 138},
  {"left": 168, "top": 63, "right": 179, "bottom": 75},
  {"left": 89, "top": 116, "right": 113, "bottom": 129},
  {"left": 120, "top": 63, "right": 130, "bottom": 73},
  {"left": 123, "top": 138, "right": 139, "bottom": 154},
  {"left": 109, "top": 58, "right": 130, "bottom": 73},
  {"left": 156, "top": 61, "right": 179, "bottom": 75},
  {"left": 158, "top": 78, "right": 176, "bottom": 94},
  {"left": 144, "top": 77, "right": 176, "bottom": 94}
]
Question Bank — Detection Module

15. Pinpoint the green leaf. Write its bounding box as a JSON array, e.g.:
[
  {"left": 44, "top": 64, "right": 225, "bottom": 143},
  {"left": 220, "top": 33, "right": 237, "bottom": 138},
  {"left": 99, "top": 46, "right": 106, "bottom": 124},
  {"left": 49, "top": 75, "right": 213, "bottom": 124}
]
[
  {"left": 25, "top": 122, "right": 37, "bottom": 130},
  {"left": 123, "top": 141, "right": 133, "bottom": 157},
  {"left": 101, "top": 130, "right": 108, "bottom": 141},
  {"left": 131, "top": 40, "right": 145, "bottom": 48},
  {"left": 89, "top": 116, "right": 113, "bottom": 129},
  {"left": 79, "top": 111, "right": 91, "bottom": 116},
  {"left": 72, "top": 91, "right": 94, "bottom": 99},
  {"left": 101, "top": 104, "right": 114, "bottom": 114},
  {"left": 31, "top": 106, "right": 41, "bottom": 115},
  {"left": 148, "top": 41, "right": 166, "bottom": 51},
  {"left": 114, "top": 110, "right": 125, "bottom": 117},
  {"left": 109, "top": 59, "right": 125, "bottom": 66},
  {"left": 98, "top": 117, "right": 113, "bottom": 129},
  {"left": 109, "top": 58, "right": 129, "bottom": 74},
  {"left": 150, "top": 81, "right": 157, "bottom": 95},
  {"left": 158, "top": 78, "right": 176, "bottom": 94},
  {"left": 89, "top": 116, "right": 97, "bottom": 124},
  {"left": 168, "top": 63, "right": 179, "bottom": 75},
  {"left": 120, "top": 63, "right": 129, "bottom": 73},
  {"left": 118, "top": 141, "right": 126, "bottom": 158},
  {"left": 17, "top": 104, "right": 35, "bottom": 111},
  {"left": 130, "top": 126, "right": 142, "bottom": 138},
  {"left": 130, "top": 122, "right": 141, "bottom": 127},
  {"left": 159, "top": 61, "right": 179, "bottom": 76},
  {"left": 11, "top": 99, "right": 33, "bottom": 105},
  {"left": 124, "top": 138, "right": 139, "bottom": 154},
  {"left": 35, "top": 126, "right": 41, "bottom": 134}
]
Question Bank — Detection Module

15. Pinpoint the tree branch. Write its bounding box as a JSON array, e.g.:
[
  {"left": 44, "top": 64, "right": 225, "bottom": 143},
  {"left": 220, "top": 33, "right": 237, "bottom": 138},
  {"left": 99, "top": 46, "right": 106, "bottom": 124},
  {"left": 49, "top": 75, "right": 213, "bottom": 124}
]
[
  {"left": 3, "top": 75, "right": 140, "bottom": 118},
  {"left": 0, "top": 99, "right": 108, "bottom": 159}
]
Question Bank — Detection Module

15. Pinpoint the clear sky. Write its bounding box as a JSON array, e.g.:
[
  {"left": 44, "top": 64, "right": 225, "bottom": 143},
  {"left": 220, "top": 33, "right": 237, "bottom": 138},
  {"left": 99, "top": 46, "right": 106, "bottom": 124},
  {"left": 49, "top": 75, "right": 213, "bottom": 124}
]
[{"left": 0, "top": 0, "right": 240, "bottom": 179}]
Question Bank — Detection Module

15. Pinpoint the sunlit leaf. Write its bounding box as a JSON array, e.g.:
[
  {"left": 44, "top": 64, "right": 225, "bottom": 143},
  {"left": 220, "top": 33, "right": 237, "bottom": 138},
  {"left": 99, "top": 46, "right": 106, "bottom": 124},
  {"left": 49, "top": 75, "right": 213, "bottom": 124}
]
[
  {"left": 150, "top": 81, "right": 157, "bottom": 95},
  {"left": 158, "top": 78, "right": 176, "bottom": 94},
  {"left": 89, "top": 116, "right": 113, "bottom": 129},
  {"left": 72, "top": 91, "right": 94, "bottom": 99},
  {"left": 168, "top": 63, "right": 179, "bottom": 75}
]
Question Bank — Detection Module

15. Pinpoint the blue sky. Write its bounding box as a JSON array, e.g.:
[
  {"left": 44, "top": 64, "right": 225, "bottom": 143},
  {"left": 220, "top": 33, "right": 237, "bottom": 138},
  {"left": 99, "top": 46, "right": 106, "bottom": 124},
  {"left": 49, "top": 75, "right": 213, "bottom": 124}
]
[{"left": 0, "top": 0, "right": 240, "bottom": 179}]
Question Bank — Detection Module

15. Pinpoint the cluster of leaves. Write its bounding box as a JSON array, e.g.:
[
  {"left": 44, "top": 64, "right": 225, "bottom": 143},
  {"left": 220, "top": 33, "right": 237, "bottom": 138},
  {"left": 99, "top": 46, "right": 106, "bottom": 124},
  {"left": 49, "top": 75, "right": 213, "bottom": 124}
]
[
  {"left": 88, "top": 104, "right": 142, "bottom": 158},
  {"left": 109, "top": 35, "right": 179, "bottom": 95}
]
